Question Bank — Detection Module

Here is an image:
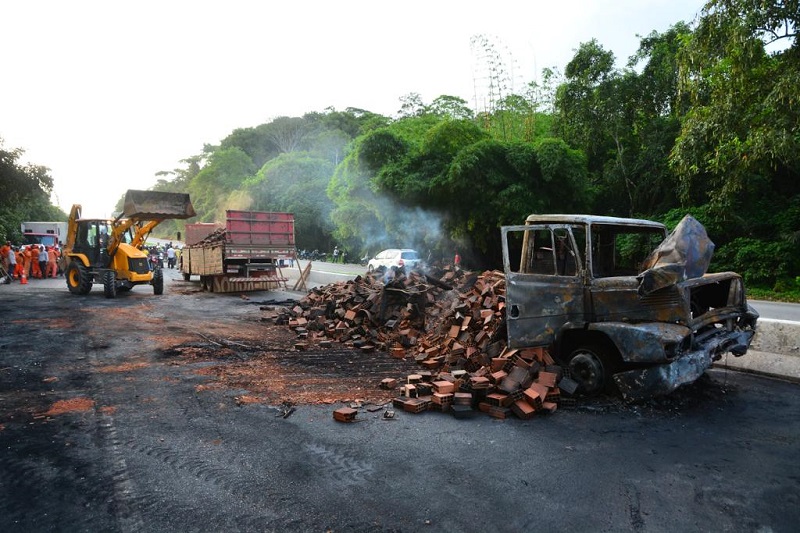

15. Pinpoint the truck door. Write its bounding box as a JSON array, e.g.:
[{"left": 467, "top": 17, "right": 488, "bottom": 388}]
[{"left": 501, "top": 224, "right": 586, "bottom": 348}]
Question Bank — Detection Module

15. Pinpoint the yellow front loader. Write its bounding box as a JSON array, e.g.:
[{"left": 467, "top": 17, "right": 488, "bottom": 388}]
[{"left": 63, "top": 190, "right": 195, "bottom": 298}]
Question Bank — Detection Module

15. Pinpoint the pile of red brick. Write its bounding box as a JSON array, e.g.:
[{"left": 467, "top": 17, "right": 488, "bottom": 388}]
[{"left": 280, "top": 267, "right": 577, "bottom": 420}]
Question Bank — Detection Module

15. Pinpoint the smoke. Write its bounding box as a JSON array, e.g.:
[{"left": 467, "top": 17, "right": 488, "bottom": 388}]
[
  {"left": 358, "top": 194, "right": 460, "bottom": 263},
  {"left": 226, "top": 190, "right": 254, "bottom": 211}
]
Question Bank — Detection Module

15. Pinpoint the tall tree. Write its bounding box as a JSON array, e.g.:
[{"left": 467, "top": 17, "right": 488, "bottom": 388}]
[
  {"left": 668, "top": 0, "right": 800, "bottom": 284},
  {"left": 246, "top": 152, "right": 336, "bottom": 251},
  {"left": 0, "top": 139, "right": 65, "bottom": 242},
  {"left": 188, "top": 147, "right": 255, "bottom": 221}
]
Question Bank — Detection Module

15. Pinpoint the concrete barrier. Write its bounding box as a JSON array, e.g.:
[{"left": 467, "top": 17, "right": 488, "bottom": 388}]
[{"left": 714, "top": 319, "right": 800, "bottom": 382}]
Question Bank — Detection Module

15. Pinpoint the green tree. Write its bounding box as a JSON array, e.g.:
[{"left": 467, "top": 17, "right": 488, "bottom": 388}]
[
  {"left": 188, "top": 147, "right": 255, "bottom": 222},
  {"left": 246, "top": 152, "right": 336, "bottom": 251},
  {"left": 0, "top": 139, "right": 65, "bottom": 243},
  {"left": 670, "top": 0, "right": 799, "bottom": 285}
]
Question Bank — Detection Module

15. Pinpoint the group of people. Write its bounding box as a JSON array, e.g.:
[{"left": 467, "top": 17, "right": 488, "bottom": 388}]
[{"left": 1, "top": 241, "right": 62, "bottom": 284}]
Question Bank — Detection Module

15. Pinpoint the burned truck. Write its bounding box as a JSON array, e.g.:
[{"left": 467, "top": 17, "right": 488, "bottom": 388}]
[{"left": 501, "top": 214, "right": 758, "bottom": 400}]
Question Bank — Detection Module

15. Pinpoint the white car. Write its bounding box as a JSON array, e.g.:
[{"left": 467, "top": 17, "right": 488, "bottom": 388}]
[{"left": 367, "top": 249, "right": 422, "bottom": 272}]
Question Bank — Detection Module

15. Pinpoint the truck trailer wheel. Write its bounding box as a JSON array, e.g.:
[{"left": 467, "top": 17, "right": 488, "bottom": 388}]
[
  {"left": 183, "top": 273, "right": 190, "bottom": 281},
  {"left": 102, "top": 270, "right": 117, "bottom": 298},
  {"left": 567, "top": 345, "right": 618, "bottom": 396},
  {"left": 66, "top": 262, "right": 92, "bottom": 295},
  {"left": 152, "top": 268, "right": 164, "bottom": 295}
]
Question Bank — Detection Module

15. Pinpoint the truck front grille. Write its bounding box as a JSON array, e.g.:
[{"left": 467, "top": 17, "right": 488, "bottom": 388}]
[{"left": 129, "top": 257, "right": 150, "bottom": 274}]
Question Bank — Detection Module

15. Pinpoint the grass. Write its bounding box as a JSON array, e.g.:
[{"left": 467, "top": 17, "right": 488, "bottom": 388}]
[{"left": 747, "top": 286, "right": 800, "bottom": 303}]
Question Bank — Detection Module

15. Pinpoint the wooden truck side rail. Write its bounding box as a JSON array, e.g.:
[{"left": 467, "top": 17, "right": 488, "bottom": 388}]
[{"left": 180, "top": 211, "right": 296, "bottom": 293}]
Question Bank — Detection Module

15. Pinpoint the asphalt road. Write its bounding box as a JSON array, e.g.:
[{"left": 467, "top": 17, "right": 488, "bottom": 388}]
[
  {"left": 749, "top": 299, "right": 800, "bottom": 322},
  {"left": 1, "top": 272, "right": 799, "bottom": 532}
]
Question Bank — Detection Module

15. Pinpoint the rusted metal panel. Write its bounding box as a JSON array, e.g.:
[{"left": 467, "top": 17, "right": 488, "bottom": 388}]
[
  {"left": 588, "top": 322, "right": 691, "bottom": 364},
  {"left": 614, "top": 328, "right": 756, "bottom": 401}
]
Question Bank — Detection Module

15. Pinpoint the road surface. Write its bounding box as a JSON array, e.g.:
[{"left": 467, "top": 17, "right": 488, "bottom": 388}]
[{"left": 0, "top": 272, "right": 798, "bottom": 532}]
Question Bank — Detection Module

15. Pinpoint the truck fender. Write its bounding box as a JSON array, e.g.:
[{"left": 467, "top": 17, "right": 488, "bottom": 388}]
[{"left": 585, "top": 322, "right": 691, "bottom": 364}]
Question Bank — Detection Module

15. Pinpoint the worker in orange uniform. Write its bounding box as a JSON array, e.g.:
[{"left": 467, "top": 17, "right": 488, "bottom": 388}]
[
  {"left": 15, "top": 248, "right": 24, "bottom": 279},
  {"left": 22, "top": 246, "right": 32, "bottom": 280},
  {"left": 47, "top": 246, "right": 58, "bottom": 278},
  {"left": 0, "top": 241, "right": 10, "bottom": 278},
  {"left": 30, "top": 245, "right": 41, "bottom": 278}
]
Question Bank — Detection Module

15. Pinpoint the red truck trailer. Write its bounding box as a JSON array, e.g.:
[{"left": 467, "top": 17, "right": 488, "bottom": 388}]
[{"left": 180, "top": 210, "right": 296, "bottom": 292}]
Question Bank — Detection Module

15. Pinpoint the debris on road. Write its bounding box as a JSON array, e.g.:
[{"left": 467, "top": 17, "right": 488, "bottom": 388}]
[
  {"left": 275, "top": 266, "right": 578, "bottom": 420},
  {"left": 333, "top": 407, "right": 358, "bottom": 422}
]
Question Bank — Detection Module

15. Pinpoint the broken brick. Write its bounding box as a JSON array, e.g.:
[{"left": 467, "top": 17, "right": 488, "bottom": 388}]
[{"left": 333, "top": 407, "right": 358, "bottom": 422}]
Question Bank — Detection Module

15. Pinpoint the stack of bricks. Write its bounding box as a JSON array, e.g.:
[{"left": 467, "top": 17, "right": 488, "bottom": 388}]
[
  {"left": 276, "top": 267, "right": 579, "bottom": 418},
  {"left": 391, "top": 345, "right": 574, "bottom": 419},
  {"left": 275, "top": 267, "right": 510, "bottom": 368}
]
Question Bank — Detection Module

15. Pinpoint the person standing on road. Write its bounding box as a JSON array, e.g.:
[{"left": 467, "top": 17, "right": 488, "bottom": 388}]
[
  {"left": 166, "top": 246, "right": 176, "bottom": 269},
  {"left": 22, "top": 246, "right": 32, "bottom": 280},
  {"left": 30, "top": 245, "right": 41, "bottom": 279},
  {"left": 47, "top": 246, "right": 58, "bottom": 278},
  {"left": 333, "top": 246, "right": 339, "bottom": 263},
  {"left": 38, "top": 245, "right": 48, "bottom": 278},
  {"left": 14, "top": 247, "right": 24, "bottom": 279},
  {"left": 5, "top": 244, "right": 16, "bottom": 282},
  {"left": 1, "top": 241, "right": 10, "bottom": 279}
]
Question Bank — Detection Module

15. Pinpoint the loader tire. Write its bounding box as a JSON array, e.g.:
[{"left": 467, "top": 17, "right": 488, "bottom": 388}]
[
  {"left": 66, "top": 262, "right": 92, "bottom": 295},
  {"left": 153, "top": 268, "right": 164, "bottom": 295},
  {"left": 102, "top": 270, "right": 117, "bottom": 299}
]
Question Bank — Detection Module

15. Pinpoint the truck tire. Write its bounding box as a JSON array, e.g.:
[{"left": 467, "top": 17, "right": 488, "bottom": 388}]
[
  {"left": 183, "top": 273, "right": 190, "bottom": 281},
  {"left": 102, "top": 270, "right": 117, "bottom": 299},
  {"left": 567, "top": 344, "right": 618, "bottom": 396},
  {"left": 153, "top": 268, "right": 164, "bottom": 295},
  {"left": 66, "top": 262, "right": 92, "bottom": 295}
]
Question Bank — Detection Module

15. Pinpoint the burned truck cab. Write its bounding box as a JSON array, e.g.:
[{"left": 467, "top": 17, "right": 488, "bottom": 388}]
[{"left": 501, "top": 214, "right": 758, "bottom": 400}]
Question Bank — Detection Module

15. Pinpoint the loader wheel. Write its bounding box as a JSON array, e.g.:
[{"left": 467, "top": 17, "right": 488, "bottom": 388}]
[
  {"left": 102, "top": 270, "right": 117, "bottom": 299},
  {"left": 66, "top": 262, "right": 92, "bottom": 295},
  {"left": 153, "top": 268, "right": 164, "bottom": 295},
  {"left": 567, "top": 344, "right": 618, "bottom": 396}
]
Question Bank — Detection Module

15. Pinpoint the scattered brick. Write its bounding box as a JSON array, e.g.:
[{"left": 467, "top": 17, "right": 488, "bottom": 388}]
[
  {"left": 333, "top": 407, "right": 358, "bottom": 422},
  {"left": 277, "top": 267, "right": 581, "bottom": 422}
]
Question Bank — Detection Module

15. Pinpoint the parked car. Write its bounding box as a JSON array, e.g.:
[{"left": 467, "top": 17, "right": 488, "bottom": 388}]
[{"left": 367, "top": 249, "right": 422, "bottom": 272}]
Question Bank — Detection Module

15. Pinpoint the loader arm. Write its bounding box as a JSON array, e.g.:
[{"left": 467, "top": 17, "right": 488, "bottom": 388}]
[
  {"left": 64, "top": 204, "right": 82, "bottom": 255},
  {"left": 130, "top": 220, "right": 162, "bottom": 249}
]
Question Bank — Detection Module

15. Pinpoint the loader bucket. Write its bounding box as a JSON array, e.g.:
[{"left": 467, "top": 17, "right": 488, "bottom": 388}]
[{"left": 122, "top": 190, "right": 196, "bottom": 220}]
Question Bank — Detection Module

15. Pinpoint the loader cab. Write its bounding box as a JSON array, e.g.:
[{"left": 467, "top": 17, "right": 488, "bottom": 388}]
[{"left": 72, "top": 219, "right": 113, "bottom": 267}]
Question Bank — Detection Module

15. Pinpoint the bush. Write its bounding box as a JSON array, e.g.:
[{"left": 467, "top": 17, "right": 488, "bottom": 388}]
[{"left": 713, "top": 238, "right": 793, "bottom": 286}]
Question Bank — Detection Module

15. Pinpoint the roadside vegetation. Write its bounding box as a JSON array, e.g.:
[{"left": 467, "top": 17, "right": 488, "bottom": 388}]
[{"left": 2, "top": 0, "right": 797, "bottom": 300}]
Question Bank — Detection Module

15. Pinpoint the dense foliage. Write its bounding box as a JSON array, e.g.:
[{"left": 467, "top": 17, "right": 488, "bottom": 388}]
[
  {"left": 5, "top": 1, "right": 798, "bottom": 297},
  {"left": 0, "top": 139, "right": 67, "bottom": 244}
]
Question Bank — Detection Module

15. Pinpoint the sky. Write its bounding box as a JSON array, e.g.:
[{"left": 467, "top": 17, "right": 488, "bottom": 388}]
[{"left": 1, "top": 0, "right": 705, "bottom": 218}]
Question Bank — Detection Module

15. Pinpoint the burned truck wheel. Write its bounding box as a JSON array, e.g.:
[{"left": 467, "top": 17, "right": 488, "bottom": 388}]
[
  {"left": 567, "top": 345, "right": 617, "bottom": 396},
  {"left": 66, "top": 262, "right": 92, "bottom": 295}
]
